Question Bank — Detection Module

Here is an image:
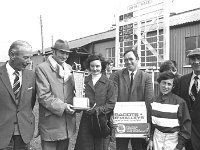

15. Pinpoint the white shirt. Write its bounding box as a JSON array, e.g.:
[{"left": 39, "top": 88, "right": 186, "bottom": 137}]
[
  {"left": 189, "top": 71, "right": 200, "bottom": 95},
  {"left": 92, "top": 73, "right": 102, "bottom": 86},
  {"left": 128, "top": 69, "right": 137, "bottom": 80},
  {"left": 6, "top": 62, "right": 22, "bottom": 88}
]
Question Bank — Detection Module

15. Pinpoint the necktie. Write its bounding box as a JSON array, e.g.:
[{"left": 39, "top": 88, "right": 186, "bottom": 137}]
[
  {"left": 128, "top": 72, "right": 134, "bottom": 101},
  {"left": 13, "top": 71, "right": 20, "bottom": 98},
  {"left": 190, "top": 76, "right": 199, "bottom": 101},
  {"left": 130, "top": 72, "right": 134, "bottom": 89}
]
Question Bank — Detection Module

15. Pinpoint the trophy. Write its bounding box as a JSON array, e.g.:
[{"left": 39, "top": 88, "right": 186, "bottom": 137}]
[{"left": 72, "top": 68, "right": 90, "bottom": 110}]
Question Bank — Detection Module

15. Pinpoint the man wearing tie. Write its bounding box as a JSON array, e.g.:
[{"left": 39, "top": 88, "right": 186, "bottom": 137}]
[
  {"left": 177, "top": 48, "right": 200, "bottom": 150},
  {"left": 0, "top": 40, "right": 36, "bottom": 150},
  {"left": 110, "top": 49, "right": 154, "bottom": 150}
]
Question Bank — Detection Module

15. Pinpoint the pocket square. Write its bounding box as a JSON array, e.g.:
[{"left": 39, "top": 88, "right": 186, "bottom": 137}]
[{"left": 27, "top": 87, "right": 33, "bottom": 90}]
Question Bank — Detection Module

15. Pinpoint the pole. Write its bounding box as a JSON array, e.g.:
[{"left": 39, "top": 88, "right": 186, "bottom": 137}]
[
  {"left": 51, "top": 35, "right": 54, "bottom": 46},
  {"left": 40, "top": 15, "right": 44, "bottom": 54}
]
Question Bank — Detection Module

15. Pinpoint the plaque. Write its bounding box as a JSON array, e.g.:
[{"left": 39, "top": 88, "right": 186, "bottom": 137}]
[{"left": 72, "top": 70, "right": 90, "bottom": 110}]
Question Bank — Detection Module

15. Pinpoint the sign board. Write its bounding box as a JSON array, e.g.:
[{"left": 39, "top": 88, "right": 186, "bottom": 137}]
[
  {"left": 115, "top": 0, "right": 170, "bottom": 69},
  {"left": 113, "top": 102, "right": 149, "bottom": 138}
]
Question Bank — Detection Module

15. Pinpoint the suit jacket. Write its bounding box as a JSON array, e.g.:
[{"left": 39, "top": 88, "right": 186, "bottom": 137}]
[
  {"left": 110, "top": 68, "right": 154, "bottom": 103},
  {"left": 177, "top": 73, "right": 200, "bottom": 150},
  {"left": 0, "top": 64, "right": 36, "bottom": 149},
  {"left": 110, "top": 68, "right": 154, "bottom": 123}
]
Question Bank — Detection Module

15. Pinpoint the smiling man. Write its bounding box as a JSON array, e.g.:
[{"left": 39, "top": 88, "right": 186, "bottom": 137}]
[
  {"left": 177, "top": 48, "right": 200, "bottom": 150},
  {"left": 35, "top": 39, "right": 76, "bottom": 150},
  {"left": 110, "top": 49, "right": 154, "bottom": 150},
  {"left": 0, "top": 40, "right": 36, "bottom": 150}
]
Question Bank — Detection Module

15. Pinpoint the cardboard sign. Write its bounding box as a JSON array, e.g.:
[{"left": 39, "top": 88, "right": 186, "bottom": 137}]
[{"left": 113, "top": 102, "right": 149, "bottom": 138}]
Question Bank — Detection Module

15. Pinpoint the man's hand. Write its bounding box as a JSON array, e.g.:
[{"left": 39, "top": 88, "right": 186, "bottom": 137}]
[
  {"left": 65, "top": 103, "right": 75, "bottom": 114},
  {"left": 147, "top": 140, "right": 153, "bottom": 150}
]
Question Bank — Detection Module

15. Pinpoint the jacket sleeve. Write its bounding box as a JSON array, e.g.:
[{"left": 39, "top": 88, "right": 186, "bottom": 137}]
[
  {"left": 176, "top": 100, "right": 191, "bottom": 150},
  {"left": 97, "top": 80, "right": 117, "bottom": 115},
  {"left": 35, "top": 65, "right": 67, "bottom": 117},
  {"left": 109, "top": 71, "right": 119, "bottom": 101},
  {"left": 144, "top": 73, "right": 154, "bottom": 103}
]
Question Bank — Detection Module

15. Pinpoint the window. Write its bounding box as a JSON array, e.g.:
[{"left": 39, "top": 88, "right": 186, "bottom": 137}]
[
  {"left": 106, "top": 47, "right": 115, "bottom": 66},
  {"left": 185, "top": 36, "right": 200, "bottom": 66},
  {"left": 185, "top": 36, "right": 200, "bottom": 56}
]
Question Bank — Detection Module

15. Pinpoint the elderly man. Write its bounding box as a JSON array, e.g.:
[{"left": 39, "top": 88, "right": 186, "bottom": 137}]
[
  {"left": 177, "top": 48, "right": 200, "bottom": 150},
  {"left": 0, "top": 40, "right": 36, "bottom": 150},
  {"left": 35, "top": 39, "right": 76, "bottom": 150},
  {"left": 110, "top": 49, "right": 154, "bottom": 150}
]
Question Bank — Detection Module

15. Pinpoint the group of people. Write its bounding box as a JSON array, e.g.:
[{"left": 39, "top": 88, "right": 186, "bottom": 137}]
[{"left": 0, "top": 39, "right": 200, "bottom": 150}]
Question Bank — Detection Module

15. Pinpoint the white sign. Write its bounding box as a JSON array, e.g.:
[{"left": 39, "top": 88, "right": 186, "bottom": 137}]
[{"left": 114, "top": 102, "right": 149, "bottom": 138}]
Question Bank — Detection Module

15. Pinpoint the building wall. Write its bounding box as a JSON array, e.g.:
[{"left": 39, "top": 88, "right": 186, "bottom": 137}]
[
  {"left": 93, "top": 40, "right": 115, "bottom": 58},
  {"left": 31, "top": 55, "right": 44, "bottom": 71},
  {"left": 170, "top": 22, "right": 200, "bottom": 75}
]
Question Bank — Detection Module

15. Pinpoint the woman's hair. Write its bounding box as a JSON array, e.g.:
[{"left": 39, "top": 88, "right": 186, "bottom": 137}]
[
  {"left": 159, "top": 60, "right": 177, "bottom": 73},
  {"left": 85, "top": 54, "right": 106, "bottom": 70},
  {"left": 157, "top": 71, "right": 175, "bottom": 83}
]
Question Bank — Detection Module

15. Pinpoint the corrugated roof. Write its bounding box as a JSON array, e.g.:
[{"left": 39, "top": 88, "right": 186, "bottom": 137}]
[
  {"left": 68, "top": 29, "right": 115, "bottom": 49},
  {"left": 170, "top": 8, "right": 200, "bottom": 27},
  {"left": 35, "top": 8, "right": 200, "bottom": 53}
]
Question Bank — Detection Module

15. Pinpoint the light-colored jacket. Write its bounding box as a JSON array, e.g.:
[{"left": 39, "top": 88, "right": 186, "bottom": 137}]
[{"left": 35, "top": 57, "right": 76, "bottom": 141}]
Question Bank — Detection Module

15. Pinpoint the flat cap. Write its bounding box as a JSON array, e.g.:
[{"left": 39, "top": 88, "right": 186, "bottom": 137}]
[{"left": 187, "top": 48, "right": 200, "bottom": 57}]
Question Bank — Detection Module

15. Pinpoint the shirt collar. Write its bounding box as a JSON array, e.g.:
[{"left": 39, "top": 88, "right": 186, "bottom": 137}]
[
  {"left": 6, "top": 62, "right": 22, "bottom": 77},
  {"left": 128, "top": 69, "right": 137, "bottom": 76},
  {"left": 192, "top": 71, "right": 200, "bottom": 80}
]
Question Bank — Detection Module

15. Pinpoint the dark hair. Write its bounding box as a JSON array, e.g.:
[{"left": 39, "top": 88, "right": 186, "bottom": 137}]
[
  {"left": 157, "top": 71, "right": 175, "bottom": 83},
  {"left": 123, "top": 49, "right": 139, "bottom": 60},
  {"left": 106, "top": 59, "right": 114, "bottom": 65},
  {"left": 159, "top": 60, "right": 177, "bottom": 73},
  {"left": 85, "top": 54, "right": 106, "bottom": 70}
]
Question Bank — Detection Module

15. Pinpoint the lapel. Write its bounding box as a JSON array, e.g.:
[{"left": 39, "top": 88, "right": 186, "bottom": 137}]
[
  {"left": 185, "top": 73, "right": 192, "bottom": 96},
  {"left": 85, "top": 75, "right": 95, "bottom": 92},
  {"left": 122, "top": 69, "right": 130, "bottom": 91},
  {"left": 0, "top": 64, "right": 15, "bottom": 101},
  {"left": 20, "top": 69, "right": 29, "bottom": 101}
]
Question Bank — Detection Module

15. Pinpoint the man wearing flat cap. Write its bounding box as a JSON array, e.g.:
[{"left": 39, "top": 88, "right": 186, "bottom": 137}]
[
  {"left": 35, "top": 39, "right": 76, "bottom": 150},
  {"left": 177, "top": 48, "right": 200, "bottom": 150}
]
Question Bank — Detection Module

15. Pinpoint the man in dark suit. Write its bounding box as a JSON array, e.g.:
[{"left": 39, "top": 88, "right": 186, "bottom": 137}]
[
  {"left": 177, "top": 48, "right": 200, "bottom": 150},
  {"left": 0, "top": 40, "right": 36, "bottom": 150},
  {"left": 110, "top": 49, "right": 154, "bottom": 150}
]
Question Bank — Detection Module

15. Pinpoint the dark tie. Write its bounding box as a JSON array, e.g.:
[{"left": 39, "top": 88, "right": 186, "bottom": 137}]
[
  {"left": 13, "top": 71, "right": 20, "bottom": 99},
  {"left": 190, "top": 76, "right": 199, "bottom": 101},
  {"left": 128, "top": 72, "right": 134, "bottom": 101},
  {"left": 130, "top": 72, "right": 134, "bottom": 89}
]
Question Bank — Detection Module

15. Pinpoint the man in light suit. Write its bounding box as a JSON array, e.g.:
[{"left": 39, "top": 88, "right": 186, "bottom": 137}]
[
  {"left": 35, "top": 39, "right": 76, "bottom": 150},
  {"left": 177, "top": 48, "right": 200, "bottom": 150},
  {"left": 110, "top": 49, "right": 154, "bottom": 150},
  {"left": 0, "top": 40, "right": 36, "bottom": 150}
]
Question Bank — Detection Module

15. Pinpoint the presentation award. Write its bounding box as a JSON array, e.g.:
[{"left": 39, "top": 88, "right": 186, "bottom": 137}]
[{"left": 72, "top": 70, "right": 90, "bottom": 110}]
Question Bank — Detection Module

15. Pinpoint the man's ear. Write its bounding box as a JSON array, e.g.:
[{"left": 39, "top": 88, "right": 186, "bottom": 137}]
[{"left": 9, "top": 50, "right": 15, "bottom": 60}]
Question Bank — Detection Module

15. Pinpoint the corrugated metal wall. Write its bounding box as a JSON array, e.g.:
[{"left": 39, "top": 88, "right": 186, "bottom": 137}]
[{"left": 170, "top": 22, "right": 200, "bottom": 75}]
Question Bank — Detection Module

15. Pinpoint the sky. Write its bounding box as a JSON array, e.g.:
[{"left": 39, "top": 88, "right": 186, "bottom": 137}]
[{"left": 0, "top": 0, "right": 199, "bottom": 62}]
